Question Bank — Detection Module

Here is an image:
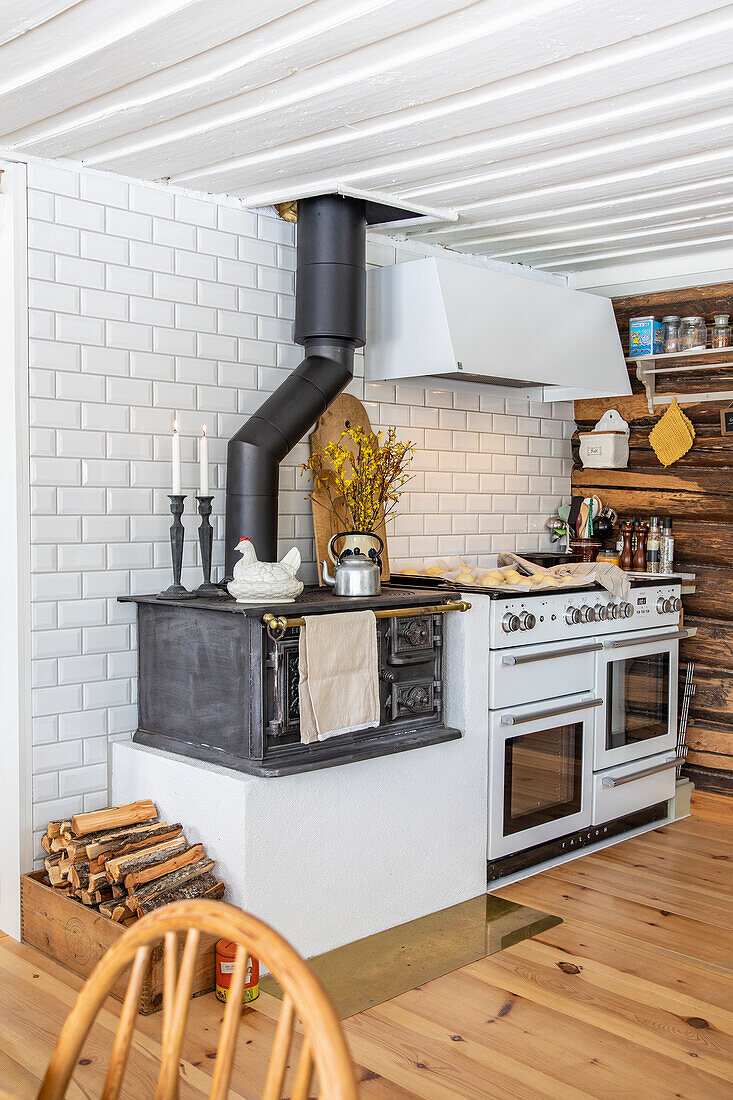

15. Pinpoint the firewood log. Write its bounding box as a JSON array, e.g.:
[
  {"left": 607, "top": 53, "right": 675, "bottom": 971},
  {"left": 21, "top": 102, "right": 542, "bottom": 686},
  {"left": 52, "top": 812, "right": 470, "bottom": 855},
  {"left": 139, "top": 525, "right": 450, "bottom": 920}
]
[
  {"left": 105, "top": 836, "right": 187, "bottom": 884},
  {"left": 71, "top": 800, "right": 157, "bottom": 838},
  {"left": 124, "top": 844, "right": 204, "bottom": 892},
  {"left": 127, "top": 857, "right": 215, "bottom": 911},
  {"left": 44, "top": 853, "right": 65, "bottom": 886},
  {"left": 100, "top": 900, "right": 134, "bottom": 922},
  {"left": 47, "top": 820, "right": 70, "bottom": 839},
  {"left": 66, "top": 819, "right": 169, "bottom": 860},
  {"left": 84, "top": 822, "right": 182, "bottom": 863},
  {"left": 58, "top": 849, "right": 87, "bottom": 879},
  {"left": 87, "top": 870, "right": 108, "bottom": 893},
  {"left": 41, "top": 834, "right": 52, "bottom": 854},
  {"left": 135, "top": 872, "right": 225, "bottom": 916},
  {"left": 79, "top": 885, "right": 114, "bottom": 906},
  {"left": 49, "top": 836, "right": 67, "bottom": 853},
  {"left": 70, "top": 861, "right": 90, "bottom": 892}
]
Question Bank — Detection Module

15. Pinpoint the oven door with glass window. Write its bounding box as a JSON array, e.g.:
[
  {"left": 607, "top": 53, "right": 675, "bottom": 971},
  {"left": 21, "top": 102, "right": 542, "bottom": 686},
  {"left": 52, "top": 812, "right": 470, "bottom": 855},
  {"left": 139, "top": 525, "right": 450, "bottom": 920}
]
[
  {"left": 488, "top": 693, "right": 598, "bottom": 860},
  {"left": 594, "top": 630, "right": 681, "bottom": 772}
]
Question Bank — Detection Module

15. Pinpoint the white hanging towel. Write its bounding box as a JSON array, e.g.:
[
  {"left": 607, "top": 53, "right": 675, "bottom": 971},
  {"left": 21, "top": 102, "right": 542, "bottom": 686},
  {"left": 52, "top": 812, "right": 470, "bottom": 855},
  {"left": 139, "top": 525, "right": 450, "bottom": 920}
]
[{"left": 298, "top": 610, "right": 381, "bottom": 743}]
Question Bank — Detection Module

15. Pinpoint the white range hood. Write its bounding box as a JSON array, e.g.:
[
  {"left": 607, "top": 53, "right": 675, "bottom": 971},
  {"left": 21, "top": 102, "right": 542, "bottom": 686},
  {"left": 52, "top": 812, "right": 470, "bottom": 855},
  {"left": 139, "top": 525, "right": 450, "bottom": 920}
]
[{"left": 365, "top": 257, "right": 630, "bottom": 402}]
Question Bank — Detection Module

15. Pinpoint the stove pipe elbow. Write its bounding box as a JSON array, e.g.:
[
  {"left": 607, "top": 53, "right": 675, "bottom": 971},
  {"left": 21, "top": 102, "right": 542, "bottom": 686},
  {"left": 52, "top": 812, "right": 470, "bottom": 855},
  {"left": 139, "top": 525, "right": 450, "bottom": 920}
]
[{"left": 225, "top": 195, "right": 366, "bottom": 577}]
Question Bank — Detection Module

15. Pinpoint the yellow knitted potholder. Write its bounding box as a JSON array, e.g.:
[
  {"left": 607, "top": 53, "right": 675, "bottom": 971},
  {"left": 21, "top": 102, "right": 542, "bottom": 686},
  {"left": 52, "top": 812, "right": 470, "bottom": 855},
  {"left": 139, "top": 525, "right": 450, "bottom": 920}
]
[{"left": 648, "top": 398, "right": 695, "bottom": 466}]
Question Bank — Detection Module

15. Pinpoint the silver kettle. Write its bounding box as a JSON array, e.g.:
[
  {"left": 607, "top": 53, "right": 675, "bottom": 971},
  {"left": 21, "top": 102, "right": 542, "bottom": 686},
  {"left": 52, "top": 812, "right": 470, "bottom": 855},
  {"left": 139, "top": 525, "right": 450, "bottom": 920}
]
[{"left": 322, "top": 549, "right": 382, "bottom": 597}]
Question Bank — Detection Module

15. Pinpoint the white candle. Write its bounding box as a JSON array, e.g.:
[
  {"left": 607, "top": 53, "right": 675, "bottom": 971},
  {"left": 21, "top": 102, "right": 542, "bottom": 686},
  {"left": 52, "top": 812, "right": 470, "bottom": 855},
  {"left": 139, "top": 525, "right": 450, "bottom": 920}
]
[
  {"left": 171, "top": 420, "right": 182, "bottom": 495},
  {"left": 199, "top": 426, "right": 209, "bottom": 496}
]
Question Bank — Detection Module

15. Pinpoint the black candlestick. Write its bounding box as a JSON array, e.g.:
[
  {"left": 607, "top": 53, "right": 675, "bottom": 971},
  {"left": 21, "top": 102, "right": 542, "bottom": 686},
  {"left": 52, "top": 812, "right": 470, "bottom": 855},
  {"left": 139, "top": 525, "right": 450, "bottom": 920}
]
[
  {"left": 196, "top": 495, "right": 225, "bottom": 597},
  {"left": 158, "top": 495, "right": 195, "bottom": 600}
]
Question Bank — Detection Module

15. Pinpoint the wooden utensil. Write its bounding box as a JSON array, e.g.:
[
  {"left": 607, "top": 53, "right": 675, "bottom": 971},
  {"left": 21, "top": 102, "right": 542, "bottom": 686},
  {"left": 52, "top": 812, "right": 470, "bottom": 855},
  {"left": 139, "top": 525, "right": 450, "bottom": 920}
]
[
  {"left": 307, "top": 394, "right": 391, "bottom": 585},
  {"left": 577, "top": 500, "right": 589, "bottom": 538}
]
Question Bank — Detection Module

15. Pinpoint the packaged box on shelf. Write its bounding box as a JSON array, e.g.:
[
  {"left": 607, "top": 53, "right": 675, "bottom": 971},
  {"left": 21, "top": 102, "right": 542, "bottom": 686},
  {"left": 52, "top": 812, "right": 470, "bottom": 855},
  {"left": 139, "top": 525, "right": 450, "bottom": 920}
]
[{"left": 629, "top": 316, "right": 664, "bottom": 356}]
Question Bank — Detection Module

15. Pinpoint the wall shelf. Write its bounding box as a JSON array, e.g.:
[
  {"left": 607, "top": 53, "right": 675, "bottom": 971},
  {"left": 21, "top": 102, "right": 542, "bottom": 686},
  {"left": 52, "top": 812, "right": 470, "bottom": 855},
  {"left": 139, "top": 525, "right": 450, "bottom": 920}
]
[{"left": 626, "top": 347, "right": 733, "bottom": 412}]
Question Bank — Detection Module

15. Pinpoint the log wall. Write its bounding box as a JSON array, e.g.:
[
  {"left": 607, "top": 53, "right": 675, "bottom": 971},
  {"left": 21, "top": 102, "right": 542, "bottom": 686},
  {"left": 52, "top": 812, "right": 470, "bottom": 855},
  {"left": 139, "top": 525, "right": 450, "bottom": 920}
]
[{"left": 574, "top": 282, "right": 733, "bottom": 796}]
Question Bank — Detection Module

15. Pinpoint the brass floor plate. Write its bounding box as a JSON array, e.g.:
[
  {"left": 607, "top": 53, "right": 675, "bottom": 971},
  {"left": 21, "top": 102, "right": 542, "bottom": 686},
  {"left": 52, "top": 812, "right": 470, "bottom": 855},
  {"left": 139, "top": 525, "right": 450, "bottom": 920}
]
[{"left": 261, "top": 894, "right": 561, "bottom": 1019}]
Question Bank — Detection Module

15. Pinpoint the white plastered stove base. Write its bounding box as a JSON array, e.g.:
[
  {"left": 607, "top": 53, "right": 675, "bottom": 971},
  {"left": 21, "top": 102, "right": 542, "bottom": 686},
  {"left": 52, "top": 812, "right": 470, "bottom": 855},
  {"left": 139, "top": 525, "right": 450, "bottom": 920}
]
[{"left": 111, "top": 598, "right": 489, "bottom": 960}]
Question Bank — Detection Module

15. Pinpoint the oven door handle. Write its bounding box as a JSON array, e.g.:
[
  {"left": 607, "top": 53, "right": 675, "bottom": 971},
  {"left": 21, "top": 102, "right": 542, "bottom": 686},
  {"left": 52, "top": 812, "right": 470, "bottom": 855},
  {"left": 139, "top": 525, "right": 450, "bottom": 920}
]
[
  {"left": 502, "top": 642, "right": 603, "bottom": 665},
  {"left": 604, "top": 629, "right": 688, "bottom": 650},
  {"left": 601, "top": 755, "right": 684, "bottom": 787},
  {"left": 500, "top": 697, "right": 602, "bottom": 726}
]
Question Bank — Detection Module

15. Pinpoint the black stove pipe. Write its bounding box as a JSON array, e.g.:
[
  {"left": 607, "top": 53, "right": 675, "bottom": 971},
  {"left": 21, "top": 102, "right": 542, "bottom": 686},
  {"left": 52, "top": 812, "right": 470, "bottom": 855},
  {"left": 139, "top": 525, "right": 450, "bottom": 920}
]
[{"left": 225, "top": 195, "right": 367, "bottom": 576}]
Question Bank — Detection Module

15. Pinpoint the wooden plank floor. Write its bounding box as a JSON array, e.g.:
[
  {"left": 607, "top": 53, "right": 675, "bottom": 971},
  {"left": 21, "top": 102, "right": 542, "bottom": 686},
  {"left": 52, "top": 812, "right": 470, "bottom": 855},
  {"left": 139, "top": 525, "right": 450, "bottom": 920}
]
[{"left": 1, "top": 791, "right": 730, "bottom": 1098}]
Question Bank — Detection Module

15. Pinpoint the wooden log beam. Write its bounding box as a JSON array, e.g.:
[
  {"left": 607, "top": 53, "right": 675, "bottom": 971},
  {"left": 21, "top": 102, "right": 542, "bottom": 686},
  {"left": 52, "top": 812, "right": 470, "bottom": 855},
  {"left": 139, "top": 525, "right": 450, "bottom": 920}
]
[
  {"left": 685, "top": 720, "right": 733, "bottom": 757},
  {"left": 677, "top": 566, "right": 733, "bottom": 623},
  {"left": 681, "top": 618, "right": 733, "bottom": 665},
  {"left": 687, "top": 750, "right": 733, "bottom": 772},
  {"left": 573, "top": 466, "right": 733, "bottom": 498},
  {"left": 568, "top": 485, "right": 733, "bottom": 523}
]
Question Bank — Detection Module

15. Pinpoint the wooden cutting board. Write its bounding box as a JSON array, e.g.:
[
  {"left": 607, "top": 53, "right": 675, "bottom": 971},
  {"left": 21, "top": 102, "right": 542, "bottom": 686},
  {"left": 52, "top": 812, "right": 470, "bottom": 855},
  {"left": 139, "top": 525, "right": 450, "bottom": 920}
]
[{"left": 308, "top": 394, "right": 391, "bottom": 584}]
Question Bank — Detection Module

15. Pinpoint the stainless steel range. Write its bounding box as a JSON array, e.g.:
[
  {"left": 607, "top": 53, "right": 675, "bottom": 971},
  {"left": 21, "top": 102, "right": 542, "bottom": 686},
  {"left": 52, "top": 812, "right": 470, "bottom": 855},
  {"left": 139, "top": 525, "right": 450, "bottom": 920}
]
[{"left": 483, "top": 577, "right": 686, "bottom": 883}]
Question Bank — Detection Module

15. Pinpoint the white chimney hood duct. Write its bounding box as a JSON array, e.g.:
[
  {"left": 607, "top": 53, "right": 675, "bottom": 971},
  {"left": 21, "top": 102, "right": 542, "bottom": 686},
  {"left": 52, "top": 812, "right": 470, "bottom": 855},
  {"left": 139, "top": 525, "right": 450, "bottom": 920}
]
[{"left": 365, "top": 257, "right": 630, "bottom": 402}]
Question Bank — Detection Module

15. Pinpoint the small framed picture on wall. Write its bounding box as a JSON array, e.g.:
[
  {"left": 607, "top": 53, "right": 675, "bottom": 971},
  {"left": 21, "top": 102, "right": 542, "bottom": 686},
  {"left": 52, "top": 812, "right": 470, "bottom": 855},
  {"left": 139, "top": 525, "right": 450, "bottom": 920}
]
[{"left": 721, "top": 408, "right": 733, "bottom": 436}]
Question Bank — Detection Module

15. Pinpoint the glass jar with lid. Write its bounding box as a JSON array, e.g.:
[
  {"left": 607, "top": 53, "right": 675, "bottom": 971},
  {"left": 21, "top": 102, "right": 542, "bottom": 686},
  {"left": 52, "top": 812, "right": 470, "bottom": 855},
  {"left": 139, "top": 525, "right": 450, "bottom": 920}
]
[
  {"left": 710, "top": 313, "right": 731, "bottom": 349},
  {"left": 662, "top": 315, "right": 681, "bottom": 354},
  {"left": 678, "top": 316, "right": 707, "bottom": 352}
]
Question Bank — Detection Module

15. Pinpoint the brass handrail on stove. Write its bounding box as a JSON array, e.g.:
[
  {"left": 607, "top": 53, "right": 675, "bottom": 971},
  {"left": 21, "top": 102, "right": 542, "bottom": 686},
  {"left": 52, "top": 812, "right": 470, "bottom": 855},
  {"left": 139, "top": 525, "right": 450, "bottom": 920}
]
[{"left": 263, "top": 600, "right": 471, "bottom": 640}]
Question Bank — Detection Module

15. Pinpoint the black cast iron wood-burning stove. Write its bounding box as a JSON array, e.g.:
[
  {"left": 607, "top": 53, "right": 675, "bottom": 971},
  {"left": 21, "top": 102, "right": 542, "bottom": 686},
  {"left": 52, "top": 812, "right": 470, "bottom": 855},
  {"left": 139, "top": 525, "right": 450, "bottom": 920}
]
[{"left": 120, "top": 587, "right": 461, "bottom": 776}]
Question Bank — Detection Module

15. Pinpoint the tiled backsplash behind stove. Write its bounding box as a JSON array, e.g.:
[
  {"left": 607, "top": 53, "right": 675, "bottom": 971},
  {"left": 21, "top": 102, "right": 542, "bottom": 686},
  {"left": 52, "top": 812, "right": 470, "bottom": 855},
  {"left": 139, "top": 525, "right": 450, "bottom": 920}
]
[{"left": 23, "top": 157, "right": 573, "bottom": 850}]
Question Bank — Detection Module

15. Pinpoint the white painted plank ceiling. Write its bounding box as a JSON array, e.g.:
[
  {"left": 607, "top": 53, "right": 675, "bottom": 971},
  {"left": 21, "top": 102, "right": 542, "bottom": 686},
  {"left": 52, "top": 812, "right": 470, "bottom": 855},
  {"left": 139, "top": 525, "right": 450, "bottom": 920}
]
[{"left": 3, "top": 0, "right": 733, "bottom": 276}]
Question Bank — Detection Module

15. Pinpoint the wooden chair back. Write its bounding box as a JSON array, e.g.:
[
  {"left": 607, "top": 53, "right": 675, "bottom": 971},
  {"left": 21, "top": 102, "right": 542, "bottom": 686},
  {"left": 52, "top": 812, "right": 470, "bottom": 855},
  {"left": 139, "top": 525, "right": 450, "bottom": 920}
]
[{"left": 36, "top": 899, "right": 359, "bottom": 1100}]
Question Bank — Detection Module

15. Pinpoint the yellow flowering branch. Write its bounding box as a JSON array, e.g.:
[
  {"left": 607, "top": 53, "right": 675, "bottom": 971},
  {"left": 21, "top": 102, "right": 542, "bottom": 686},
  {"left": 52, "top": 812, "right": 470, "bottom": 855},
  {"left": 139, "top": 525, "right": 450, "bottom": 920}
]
[{"left": 301, "top": 425, "right": 414, "bottom": 532}]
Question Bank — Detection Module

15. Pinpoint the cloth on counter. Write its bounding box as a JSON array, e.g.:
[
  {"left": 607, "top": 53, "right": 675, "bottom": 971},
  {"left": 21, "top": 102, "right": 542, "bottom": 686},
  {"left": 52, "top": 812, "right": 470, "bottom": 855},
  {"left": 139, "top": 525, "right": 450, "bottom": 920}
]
[
  {"left": 298, "top": 610, "right": 380, "bottom": 744},
  {"left": 497, "top": 552, "right": 630, "bottom": 601}
]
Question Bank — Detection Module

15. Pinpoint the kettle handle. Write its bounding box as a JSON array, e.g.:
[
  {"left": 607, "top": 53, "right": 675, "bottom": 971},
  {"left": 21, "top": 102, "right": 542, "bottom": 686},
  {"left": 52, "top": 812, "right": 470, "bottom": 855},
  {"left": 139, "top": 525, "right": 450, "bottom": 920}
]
[
  {"left": 367, "top": 533, "right": 385, "bottom": 574},
  {"left": 328, "top": 532, "right": 347, "bottom": 565}
]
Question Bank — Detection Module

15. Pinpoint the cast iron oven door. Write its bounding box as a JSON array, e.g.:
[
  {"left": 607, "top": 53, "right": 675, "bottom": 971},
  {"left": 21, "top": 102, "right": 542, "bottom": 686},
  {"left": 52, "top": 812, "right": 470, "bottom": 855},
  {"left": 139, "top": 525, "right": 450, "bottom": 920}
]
[{"left": 264, "top": 612, "right": 446, "bottom": 763}]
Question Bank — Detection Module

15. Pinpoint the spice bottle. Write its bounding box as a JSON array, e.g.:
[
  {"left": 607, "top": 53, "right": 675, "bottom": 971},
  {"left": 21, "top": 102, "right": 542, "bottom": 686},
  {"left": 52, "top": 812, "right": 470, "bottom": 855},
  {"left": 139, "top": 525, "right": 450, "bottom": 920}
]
[
  {"left": 633, "top": 522, "right": 649, "bottom": 572},
  {"left": 662, "top": 316, "right": 681, "bottom": 354},
  {"left": 660, "top": 517, "right": 675, "bottom": 574},
  {"left": 646, "top": 517, "right": 661, "bottom": 574},
  {"left": 711, "top": 314, "right": 731, "bottom": 349},
  {"left": 679, "top": 316, "right": 707, "bottom": 351}
]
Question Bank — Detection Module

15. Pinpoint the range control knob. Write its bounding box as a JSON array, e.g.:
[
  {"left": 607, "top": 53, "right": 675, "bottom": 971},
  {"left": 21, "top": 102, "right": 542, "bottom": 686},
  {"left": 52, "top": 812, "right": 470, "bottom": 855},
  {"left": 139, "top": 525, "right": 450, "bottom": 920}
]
[
  {"left": 502, "top": 613, "right": 520, "bottom": 634},
  {"left": 658, "top": 596, "right": 682, "bottom": 614},
  {"left": 518, "top": 611, "right": 536, "bottom": 631},
  {"left": 565, "top": 607, "right": 581, "bottom": 625},
  {"left": 578, "top": 605, "right": 594, "bottom": 623},
  {"left": 620, "top": 602, "right": 634, "bottom": 618},
  {"left": 671, "top": 596, "right": 682, "bottom": 612},
  {"left": 608, "top": 603, "right": 621, "bottom": 619},
  {"left": 594, "top": 603, "right": 609, "bottom": 622}
]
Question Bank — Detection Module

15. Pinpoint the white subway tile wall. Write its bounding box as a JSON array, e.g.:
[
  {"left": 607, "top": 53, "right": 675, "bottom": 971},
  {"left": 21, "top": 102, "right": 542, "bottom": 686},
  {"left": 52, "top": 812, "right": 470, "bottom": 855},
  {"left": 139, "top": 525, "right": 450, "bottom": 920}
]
[{"left": 25, "top": 160, "right": 574, "bottom": 850}]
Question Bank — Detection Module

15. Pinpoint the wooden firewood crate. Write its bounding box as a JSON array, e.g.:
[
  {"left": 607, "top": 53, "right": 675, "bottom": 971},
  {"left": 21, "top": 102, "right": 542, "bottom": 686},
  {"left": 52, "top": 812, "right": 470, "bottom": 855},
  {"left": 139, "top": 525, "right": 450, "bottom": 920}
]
[{"left": 20, "top": 871, "right": 217, "bottom": 1014}]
